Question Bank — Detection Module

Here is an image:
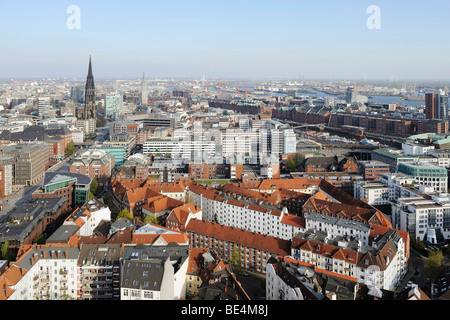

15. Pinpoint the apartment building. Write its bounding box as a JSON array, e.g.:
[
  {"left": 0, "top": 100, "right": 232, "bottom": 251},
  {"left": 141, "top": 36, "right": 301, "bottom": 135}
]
[
  {"left": 186, "top": 183, "right": 305, "bottom": 241},
  {"left": 70, "top": 149, "right": 115, "bottom": 188},
  {"left": 290, "top": 226, "right": 409, "bottom": 291},
  {"left": 120, "top": 243, "right": 189, "bottom": 300},
  {"left": 392, "top": 192, "right": 450, "bottom": 244},
  {"left": 354, "top": 181, "right": 393, "bottom": 206},
  {"left": 185, "top": 218, "right": 291, "bottom": 273},
  {"left": 78, "top": 243, "right": 124, "bottom": 300},
  {"left": 7, "top": 244, "right": 80, "bottom": 300},
  {"left": 64, "top": 198, "right": 111, "bottom": 236},
  {"left": 265, "top": 256, "right": 323, "bottom": 300},
  {"left": 0, "top": 156, "right": 13, "bottom": 198}
]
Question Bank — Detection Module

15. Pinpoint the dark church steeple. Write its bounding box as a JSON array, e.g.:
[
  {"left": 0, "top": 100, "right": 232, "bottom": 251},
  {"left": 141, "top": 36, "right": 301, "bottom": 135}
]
[{"left": 84, "top": 54, "right": 96, "bottom": 120}]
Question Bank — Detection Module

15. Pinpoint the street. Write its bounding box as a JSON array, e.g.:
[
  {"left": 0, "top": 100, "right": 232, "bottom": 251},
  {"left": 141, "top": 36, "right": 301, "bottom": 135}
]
[{"left": 0, "top": 151, "right": 78, "bottom": 223}]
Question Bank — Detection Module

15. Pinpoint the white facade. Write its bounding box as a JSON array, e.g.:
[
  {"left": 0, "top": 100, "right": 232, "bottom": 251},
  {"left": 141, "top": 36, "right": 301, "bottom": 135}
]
[
  {"left": 75, "top": 118, "right": 96, "bottom": 135},
  {"left": 354, "top": 181, "right": 394, "bottom": 206},
  {"left": 402, "top": 142, "right": 435, "bottom": 156},
  {"left": 187, "top": 187, "right": 304, "bottom": 241},
  {"left": 291, "top": 229, "right": 407, "bottom": 291},
  {"left": 283, "top": 129, "right": 297, "bottom": 154},
  {"left": 70, "top": 128, "right": 85, "bottom": 143},
  {"left": 392, "top": 193, "right": 450, "bottom": 242},
  {"left": 266, "top": 261, "right": 305, "bottom": 300},
  {"left": 8, "top": 248, "right": 79, "bottom": 300},
  {"left": 64, "top": 199, "right": 112, "bottom": 237}
]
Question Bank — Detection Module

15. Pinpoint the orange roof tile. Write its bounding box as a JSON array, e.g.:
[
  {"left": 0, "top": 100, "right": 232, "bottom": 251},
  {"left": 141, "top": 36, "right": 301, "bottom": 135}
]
[{"left": 186, "top": 219, "right": 290, "bottom": 256}]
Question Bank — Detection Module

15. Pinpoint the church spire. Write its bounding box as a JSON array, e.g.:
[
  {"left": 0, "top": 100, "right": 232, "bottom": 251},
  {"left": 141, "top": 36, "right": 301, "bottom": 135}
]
[
  {"left": 83, "top": 53, "right": 96, "bottom": 120},
  {"left": 87, "top": 53, "right": 93, "bottom": 77}
]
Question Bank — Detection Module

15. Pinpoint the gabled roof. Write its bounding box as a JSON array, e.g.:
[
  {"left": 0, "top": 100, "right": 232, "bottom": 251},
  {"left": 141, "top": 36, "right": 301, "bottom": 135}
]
[
  {"left": 186, "top": 219, "right": 291, "bottom": 256},
  {"left": 0, "top": 264, "right": 27, "bottom": 300}
]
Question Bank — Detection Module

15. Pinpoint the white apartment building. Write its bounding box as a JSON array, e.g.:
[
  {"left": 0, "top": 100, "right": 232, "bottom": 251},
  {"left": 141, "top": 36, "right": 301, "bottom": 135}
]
[
  {"left": 64, "top": 198, "right": 111, "bottom": 237},
  {"left": 120, "top": 244, "right": 189, "bottom": 300},
  {"left": 354, "top": 173, "right": 438, "bottom": 207},
  {"left": 392, "top": 192, "right": 450, "bottom": 243},
  {"left": 428, "top": 149, "right": 450, "bottom": 168},
  {"left": 283, "top": 129, "right": 297, "bottom": 154},
  {"left": 402, "top": 142, "right": 435, "bottom": 156},
  {"left": 8, "top": 246, "right": 80, "bottom": 300},
  {"left": 354, "top": 181, "right": 394, "bottom": 206},
  {"left": 304, "top": 212, "right": 370, "bottom": 247},
  {"left": 266, "top": 258, "right": 310, "bottom": 300},
  {"left": 143, "top": 136, "right": 216, "bottom": 161},
  {"left": 186, "top": 185, "right": 305, "bottom": 241},
  {"left": 291, "top": 227, "right": 408, "bottom": 291},
  {"left": 75, "top": 118, "right": 96, "bottom": 135},
  {"left": 69, "top": 126, "right": 85, "bottom": 143}
]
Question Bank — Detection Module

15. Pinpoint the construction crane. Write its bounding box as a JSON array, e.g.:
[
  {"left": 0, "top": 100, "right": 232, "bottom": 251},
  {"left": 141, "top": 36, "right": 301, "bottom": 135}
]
[{"left": 308, "top": 139, "right": 329, "bottom": 157}]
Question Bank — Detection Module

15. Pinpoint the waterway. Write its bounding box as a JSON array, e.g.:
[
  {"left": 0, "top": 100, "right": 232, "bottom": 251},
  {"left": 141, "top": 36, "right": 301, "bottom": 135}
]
[{"left": 307, "top": 88, "right": 425, "bottom": 107}]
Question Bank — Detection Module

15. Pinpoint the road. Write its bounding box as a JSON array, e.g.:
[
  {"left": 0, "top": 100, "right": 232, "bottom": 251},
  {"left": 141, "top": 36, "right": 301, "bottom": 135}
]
[{"left": 0, "top": 150, "right": 80, "bottom": 223}]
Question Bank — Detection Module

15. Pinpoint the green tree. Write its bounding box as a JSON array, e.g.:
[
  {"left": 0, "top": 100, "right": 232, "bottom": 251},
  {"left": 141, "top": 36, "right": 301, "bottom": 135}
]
[
  {"left": 1, "top": 241, "right": 8, "bottom": 259},
  {"left": 89, "top": 192, "right": 95, "bottom": 199},
  {"left": 144, "top": 215, "right": 160, "bottom": 225},
  {"left": 425, "top": 250, "right": 444, "bottom": 282},
  {"left": 229, "top": 245, "right": 242, "bottom": 274},
  {"left": 33, "top": 234, "right": 46, "bottom": 245},
  {"left": 65, "top": 141, "right": 76, "bottom": 156},
  {"left": 90, "top": 178, "right": 98, "bottom": 195},
  {"left": 285, "top": 158, "right": 296, "bottom": 172},
  {"left": 1, "top": 241, "right": 13, "bottom": 261},
  {"left": 117, "top": 208, "right": 133, "bottom": 220}
]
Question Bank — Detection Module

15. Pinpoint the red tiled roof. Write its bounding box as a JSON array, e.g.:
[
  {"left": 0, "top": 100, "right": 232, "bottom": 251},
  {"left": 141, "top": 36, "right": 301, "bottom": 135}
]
[
  {"left": 186, "top": 219, "right": 291, "bottom": 256},
  {"left": 280, "top": 214, "right": 305, "bottom": 229}
]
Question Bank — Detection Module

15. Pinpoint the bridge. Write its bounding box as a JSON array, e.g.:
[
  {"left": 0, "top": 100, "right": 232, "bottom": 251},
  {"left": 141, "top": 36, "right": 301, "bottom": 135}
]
[{"left": 292, "top": 123, "right": 326, "bottom": 129}]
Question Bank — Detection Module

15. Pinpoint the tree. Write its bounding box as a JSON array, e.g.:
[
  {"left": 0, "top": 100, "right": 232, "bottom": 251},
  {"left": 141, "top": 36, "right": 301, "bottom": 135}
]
[
  {"left": 117, "top": 208, "right": 132, "bottom": 220},
  {"left": 144, "top": 215, "right": 160, "bottom": 225},
  {"left": 425, "top": 250, "right": 444, "bottom": 282},
  {"left": 33, "top": 234, "right": 46, "bottom": 245},
  {"left": 65, "top": 141, "right": 75, "bottom": 156},
  {"left": 229, "top": 245, "right": 242, "bottom": 274},
  {"left": 90, "top": 178, "right": 98, "bottom": 195},
  {"left": 89, "top": 192, "right": 95, "bottom": 199},
  {"left": 1, "top": 241, "right": 14, "bottom": 261},
  {"left": 285, "top": 159, "right": 296, "bottom": 172},
  {"left": 1, "top": 241, "right": 8, "bottom": 259}
]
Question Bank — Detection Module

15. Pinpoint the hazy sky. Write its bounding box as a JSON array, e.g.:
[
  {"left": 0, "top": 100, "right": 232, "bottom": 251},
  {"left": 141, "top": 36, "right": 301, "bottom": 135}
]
[{"left": 1, "top": 0, "right": 449, "bottom": 80}]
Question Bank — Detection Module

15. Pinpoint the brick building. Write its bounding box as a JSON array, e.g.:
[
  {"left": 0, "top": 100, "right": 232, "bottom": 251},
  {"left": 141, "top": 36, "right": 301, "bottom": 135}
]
[{"left": 70, "top": 149, "right": 115, "bottom": 189}]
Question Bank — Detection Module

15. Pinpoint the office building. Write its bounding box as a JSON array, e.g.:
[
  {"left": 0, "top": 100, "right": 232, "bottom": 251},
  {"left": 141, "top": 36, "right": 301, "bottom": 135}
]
[
  {"left": 0, "top": 143, "right": 48, "bottom": 187},
  {"left": 105, "top": 93, "right": 123, "bottom": 116},
  {"left": 70, "top": 149, "right": 115, "bottom": 188},
  {"left": 425, "top": 90, "right": 449, "bottom": 120}
]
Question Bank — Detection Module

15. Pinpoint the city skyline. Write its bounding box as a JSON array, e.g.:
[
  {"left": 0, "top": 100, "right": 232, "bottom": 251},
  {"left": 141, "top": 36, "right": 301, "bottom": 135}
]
[{"left": 1, "top": 1, "right": 450, "bottom": 80}]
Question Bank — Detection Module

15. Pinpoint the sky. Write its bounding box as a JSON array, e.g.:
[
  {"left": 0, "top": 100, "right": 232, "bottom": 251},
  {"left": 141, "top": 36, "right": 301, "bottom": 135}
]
[{"left": 0, "top": 0, "right": 450, "bottom": 81}]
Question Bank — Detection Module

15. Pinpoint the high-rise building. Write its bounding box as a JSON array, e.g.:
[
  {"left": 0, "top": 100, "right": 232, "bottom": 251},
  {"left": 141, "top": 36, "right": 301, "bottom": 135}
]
[
  {"left": 84, "top": 55, "right": 96, "bottom": 120},
  {"left": 425, "top": 90, "right": 448, "bottom": 120},
  {"left": 141, "top": 72, "right": 148, "bottom": 105},
  {"left": 70, "top": 86, "right": 85, "bottom": 103},
  {"left": 105, "top": 93, "right": 123, "bottom": 116},
  {"left": 37, "top": 97, "right": 52, "bottom": 118}
]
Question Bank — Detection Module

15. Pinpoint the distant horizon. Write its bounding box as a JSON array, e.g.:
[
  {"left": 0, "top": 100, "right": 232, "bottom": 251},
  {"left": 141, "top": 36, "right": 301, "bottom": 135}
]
[{"left": 1, "top": 76, "right": 450, "bottom": 86}]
